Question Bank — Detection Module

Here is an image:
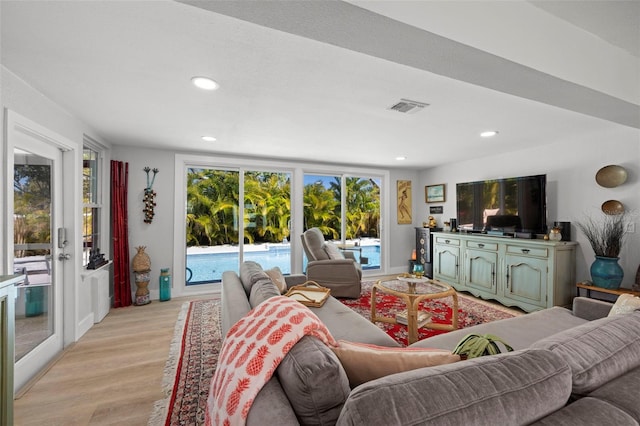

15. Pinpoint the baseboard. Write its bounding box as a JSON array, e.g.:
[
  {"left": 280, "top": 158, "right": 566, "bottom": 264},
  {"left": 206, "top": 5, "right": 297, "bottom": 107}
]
[{"left": 77, "top": 313, "right": 94, "bottom": 340}]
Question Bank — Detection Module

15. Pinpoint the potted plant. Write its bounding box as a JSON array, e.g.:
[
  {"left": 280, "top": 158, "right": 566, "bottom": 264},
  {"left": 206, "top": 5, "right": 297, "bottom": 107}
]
[{"left": 576, "top": 211, "right": 627, "bottom": 289}]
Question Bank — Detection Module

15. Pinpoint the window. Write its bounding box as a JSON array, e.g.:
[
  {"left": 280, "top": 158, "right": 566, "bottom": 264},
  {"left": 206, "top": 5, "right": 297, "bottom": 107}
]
[
  {"left": 174, "top": 153, "right": 389, "bottom": 295},
  {"left": 184, "top": 167, "right": 292, "bottom": 284},
  {"left": 82, "top": 144, "right": 101, "bottom": 266},
  {"left": 302, "top": 174, "right": 382, "bottom": 271}
]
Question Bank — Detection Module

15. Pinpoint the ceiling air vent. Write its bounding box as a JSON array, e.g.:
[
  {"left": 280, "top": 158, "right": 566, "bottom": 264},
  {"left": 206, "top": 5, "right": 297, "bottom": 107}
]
[{"left": 388, "top": 98, "right": 429, "bottom": 114}]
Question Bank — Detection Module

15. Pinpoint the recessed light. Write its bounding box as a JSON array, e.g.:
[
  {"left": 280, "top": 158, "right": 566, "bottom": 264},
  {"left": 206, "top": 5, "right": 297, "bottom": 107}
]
[
  {"left": 201, "top": 136, "right": 217, "bottom": 142},
  {"left": 480, "top": 130, "right": 498, "bottom": 138},
  {"left": 396, "top": 156, "right": 407, "bottom": 161},
  {"left": 191, "top": 76, "right": 219, "bottom": 91}
]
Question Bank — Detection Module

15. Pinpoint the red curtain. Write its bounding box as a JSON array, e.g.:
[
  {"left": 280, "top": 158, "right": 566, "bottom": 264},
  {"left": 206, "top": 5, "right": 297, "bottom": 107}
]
[{"left": 111, "top": 160, "right": 132, "bottom": 307}]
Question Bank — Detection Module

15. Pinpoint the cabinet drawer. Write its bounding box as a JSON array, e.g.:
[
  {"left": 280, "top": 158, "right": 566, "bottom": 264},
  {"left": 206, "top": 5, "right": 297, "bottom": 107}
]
[
  {"left": 436, "top": 237, "right": 460, "bottom": 246},
  {"left": 466, "top": 241, "right": 497, "bottom": 251},
  {"left": 506, "top": 245, "right": 548, "bottom": 257}
]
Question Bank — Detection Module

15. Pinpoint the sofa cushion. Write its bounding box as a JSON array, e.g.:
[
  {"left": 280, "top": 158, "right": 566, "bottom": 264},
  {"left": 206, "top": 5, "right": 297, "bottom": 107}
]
[
  {"left": 249, "top": 278, "right": 281, "bottom": 308},
  {"left": 608, "top": 293, "right": 640, "bottom": 316},
  {"left": 247, "top": 375, "right": 301, "bottom": 426},
  {"left": 276, "top": 335, "right": 350, "bottom": 426},
  {"left": 532, "top": 310, "right": 640, "bottom": 395},
  {"left": 588, "top": 365, "right": 640, "bottom": 421},
  {"left": 336, "top": 349, "right": 571, "bottom": 426},
  {"left": 240, "top": 261, "right": 270, "bottom": 296},
  {"left": 264, "top": 266, "right": 288, "bottom": 294},
  {"left": 331, "top": 340, "right": 460, "bottom": 387},
  {"left": 531, "top": 397, "right": 638, "bottom": 426}
]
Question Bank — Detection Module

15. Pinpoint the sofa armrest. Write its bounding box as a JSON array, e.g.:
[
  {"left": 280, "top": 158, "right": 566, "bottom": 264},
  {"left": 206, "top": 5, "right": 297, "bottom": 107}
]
[
  {"left": 572, "top": 297, "right": 612, "bottom": 320},
  {"left": 284, "top": 274, "right": 308, "bottom": 288},
  {"left": 221, "top": 271, "right": 252, "bottom": 335},
  {"left": 342, "top": 251, "right": 357, "bottom": 261}
]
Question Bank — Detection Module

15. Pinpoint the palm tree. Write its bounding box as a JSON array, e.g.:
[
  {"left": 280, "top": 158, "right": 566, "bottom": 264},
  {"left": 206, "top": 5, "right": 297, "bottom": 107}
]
[
  {"left": 186, "top": 168, "right": 239, "bottom": 245},
  {"left": 303, "top": 181, "right": 340, "bottom": 239},
  {"left": 243, "top": 172, "right": 291, "bottom": 243}
]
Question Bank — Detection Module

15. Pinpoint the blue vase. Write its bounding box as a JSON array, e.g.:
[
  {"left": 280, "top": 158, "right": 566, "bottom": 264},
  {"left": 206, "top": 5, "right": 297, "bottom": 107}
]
[{"left": 590, "top": 256, "right": 624, "bottom": 289}]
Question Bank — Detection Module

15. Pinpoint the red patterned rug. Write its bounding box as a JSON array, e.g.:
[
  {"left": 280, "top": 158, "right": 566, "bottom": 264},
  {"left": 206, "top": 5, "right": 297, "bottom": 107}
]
[
  {"left": 150, "top": 298, "right": 222, "bottom": 426},
  {"left": 340, "top": 281, "right": 523, "bottom": 346}
]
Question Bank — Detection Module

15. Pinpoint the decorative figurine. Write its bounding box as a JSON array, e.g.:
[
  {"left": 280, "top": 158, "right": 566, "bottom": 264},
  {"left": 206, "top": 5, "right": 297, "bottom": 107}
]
[
  {"left": 87, "top": 248, "right": 108, "bottom": 270},
  {"left": 143, "top": 167, "right": 159, "bottom": 224},
  {"left": 132, "top": 246, "right": 151, "bottom": 305},
  {"left": 428, "top": 216, "right": 437, "bottom": 228}
]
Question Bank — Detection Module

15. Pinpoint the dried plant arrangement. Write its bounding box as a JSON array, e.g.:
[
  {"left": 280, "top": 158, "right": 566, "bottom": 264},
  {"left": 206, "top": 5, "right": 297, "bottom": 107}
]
[{"left": 576, "top": 212, "right": 627, "bottom": 258}]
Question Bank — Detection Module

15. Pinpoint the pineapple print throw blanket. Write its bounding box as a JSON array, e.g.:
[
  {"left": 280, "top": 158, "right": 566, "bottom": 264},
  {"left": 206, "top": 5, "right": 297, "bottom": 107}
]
[{"left": 205, "top": 296, "right": 337, "bottom": 425}]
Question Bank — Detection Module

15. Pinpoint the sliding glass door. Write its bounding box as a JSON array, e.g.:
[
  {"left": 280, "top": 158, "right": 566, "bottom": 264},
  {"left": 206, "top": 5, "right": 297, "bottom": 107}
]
[
  {"left": 185, "top": 168, "right": 240, "bottom": 284},
  {"left": 185, "top": 167, "right": 291, "bottom": 284},
  {"left": 243, "top": 172, "right": 292, "bottom": 273},
  {"left": 303, "top": 173, "right": 381, "bottom": 271}
]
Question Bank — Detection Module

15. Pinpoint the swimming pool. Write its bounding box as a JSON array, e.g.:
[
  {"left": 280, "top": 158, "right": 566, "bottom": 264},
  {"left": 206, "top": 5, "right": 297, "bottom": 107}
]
[{"left": 186, "top": 244, "right": 380, "bottom": 284}]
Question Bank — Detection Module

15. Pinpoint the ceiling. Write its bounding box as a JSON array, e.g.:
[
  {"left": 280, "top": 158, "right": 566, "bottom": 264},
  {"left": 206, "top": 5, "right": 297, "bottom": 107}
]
[{"left": 2, "top": 0, "right": 639, "bottom": 169}]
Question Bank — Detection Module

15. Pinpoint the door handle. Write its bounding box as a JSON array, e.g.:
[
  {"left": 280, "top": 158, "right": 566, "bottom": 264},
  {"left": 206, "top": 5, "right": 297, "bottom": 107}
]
[{"left": 58, "top": 253, "right": 71, "bottom": 261}]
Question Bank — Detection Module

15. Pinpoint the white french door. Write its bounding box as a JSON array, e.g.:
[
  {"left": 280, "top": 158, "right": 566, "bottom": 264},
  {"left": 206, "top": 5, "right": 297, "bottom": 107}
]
[{"left": 10, "top": 121, "right": 65, "bottom": 391}]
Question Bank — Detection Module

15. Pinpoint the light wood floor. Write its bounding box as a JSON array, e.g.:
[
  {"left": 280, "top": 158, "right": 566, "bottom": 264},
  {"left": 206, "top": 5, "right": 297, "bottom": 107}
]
[{"left": 13, "top": 294, "right": 216, "bottom": 426}]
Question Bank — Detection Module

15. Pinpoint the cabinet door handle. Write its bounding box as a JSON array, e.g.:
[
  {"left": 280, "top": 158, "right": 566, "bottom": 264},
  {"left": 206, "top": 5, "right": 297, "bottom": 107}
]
[
  {"left": 491, "top": 264, "right": 495, "bottom": 286},
  {"left": 521, "top": 249, "right": 530, "bottom": 254},
  {"left": 506, "top": 266, "right": 510, "bottom": 289},
  {"left": 478, "top": 243, "right": 485, "bottom": 248}
]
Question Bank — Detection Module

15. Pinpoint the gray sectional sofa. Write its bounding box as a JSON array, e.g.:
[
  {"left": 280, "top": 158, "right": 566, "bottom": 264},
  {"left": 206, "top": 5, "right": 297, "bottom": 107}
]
[{"left": 221, "top": 261, "right": 640, "bottom": 425}]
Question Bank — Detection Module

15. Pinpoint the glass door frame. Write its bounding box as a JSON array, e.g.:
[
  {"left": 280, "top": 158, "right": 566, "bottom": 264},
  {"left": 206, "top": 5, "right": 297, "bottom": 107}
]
[
  {"left": 4, "top": 110, "right": 77, "bottom": 392},
  {"left": 174, "top": 154, "right": 391, "bottom": 296},
  {"left": 301, "top": 172, "right": 385, "bottom": 274},
  {"left": 174, "top": 154, "right": 296, "bottom": 296}
]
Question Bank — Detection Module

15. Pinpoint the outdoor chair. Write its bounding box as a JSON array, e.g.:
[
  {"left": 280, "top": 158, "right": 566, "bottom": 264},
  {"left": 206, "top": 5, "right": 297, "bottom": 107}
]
[{"left": 300, "top": 228, "right": 362, "bottom": 298}]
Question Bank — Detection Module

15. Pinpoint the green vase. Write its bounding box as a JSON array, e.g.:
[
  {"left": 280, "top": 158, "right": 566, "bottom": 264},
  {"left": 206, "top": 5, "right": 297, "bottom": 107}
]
[{"left": 590, "top": 256, "right": 624, "bottom": 289}]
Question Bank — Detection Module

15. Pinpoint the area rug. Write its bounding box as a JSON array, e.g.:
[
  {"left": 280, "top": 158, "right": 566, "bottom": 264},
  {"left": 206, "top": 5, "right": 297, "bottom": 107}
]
[
  {"left": 340, "top": 281, "right": 523, "bottom": 346},
  {"left": 149, "top": 298, "right": 222, "bottom": 426}
]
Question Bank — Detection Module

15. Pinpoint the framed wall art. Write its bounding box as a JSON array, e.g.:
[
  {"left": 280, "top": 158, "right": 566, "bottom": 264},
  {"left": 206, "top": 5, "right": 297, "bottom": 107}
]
[
  {"left": 426, "top": 184, "right": 445, "bottom": 203},
  {"left": 397, "top": 180, "right": 412, "bottom": 224}
]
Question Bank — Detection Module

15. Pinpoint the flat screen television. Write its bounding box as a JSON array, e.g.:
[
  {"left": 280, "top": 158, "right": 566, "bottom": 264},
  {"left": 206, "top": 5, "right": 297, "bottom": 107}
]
[{"left": 456, "top": 174, "right": 547, "bottom": 235}]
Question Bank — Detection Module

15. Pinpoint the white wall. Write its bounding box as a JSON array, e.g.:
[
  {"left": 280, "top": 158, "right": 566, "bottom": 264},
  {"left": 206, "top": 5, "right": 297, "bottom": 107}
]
[
  {"left": 110, "top": 146, "right": 176, "bottom": 300},
  {"left": 418, "top": 125, "right": 640, "bottom": 289},
  {"left": 1, "top": 66, "right": 112, "bottom": 344},
  {"left": 111, "top": 146, "right": 421, "bottom": 298},
  {"left": 388, "top": 169, "right": 420, "bottom": 274}
]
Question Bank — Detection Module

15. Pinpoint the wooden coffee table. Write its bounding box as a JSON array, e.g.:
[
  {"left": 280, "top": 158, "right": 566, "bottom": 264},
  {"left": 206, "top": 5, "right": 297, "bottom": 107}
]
[{"left": 371, "top": 277, "right": 459, "bottom": 345}]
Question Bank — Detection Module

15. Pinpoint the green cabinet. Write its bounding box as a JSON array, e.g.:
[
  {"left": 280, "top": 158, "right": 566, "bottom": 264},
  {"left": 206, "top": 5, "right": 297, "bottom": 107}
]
[
  {"left": 505, "top": 254, "right": 548, "bottom": 308},
  {"left": 1, "top": 275, "right": 21, "bottom": 426},
  {"left": 433, "top": 233, "right": 576, "bottom": 312},
  {"left": 466, "top": 248, "right": 498, "bottom": 295},
  {"left": 433, "top": 236, "right": 460, "bottom": 286}
]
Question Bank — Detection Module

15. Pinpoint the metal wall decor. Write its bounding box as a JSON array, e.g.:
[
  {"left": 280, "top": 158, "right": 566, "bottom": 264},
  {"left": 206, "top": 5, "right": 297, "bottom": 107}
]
[
  {"left": 601, "top": 200, "right": 624, "bottom": 215},
  {"left": 143, "top": 166, "right": 158, "bottom": 223},
  {"left": 595, "top": 165, "right": 627, "bottom": 188}
]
